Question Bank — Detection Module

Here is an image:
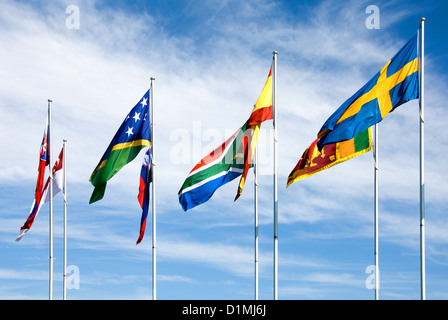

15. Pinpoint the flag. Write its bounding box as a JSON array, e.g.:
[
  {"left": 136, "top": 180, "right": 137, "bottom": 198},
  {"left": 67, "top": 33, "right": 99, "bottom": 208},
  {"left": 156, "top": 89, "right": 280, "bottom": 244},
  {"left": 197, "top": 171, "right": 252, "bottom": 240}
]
[
  {"left": 317, "top": 32, "right": 419, "bottom": 150},
  {"left": 35, "top": 115, "right": 50, "bottom": 206},
  {"left": 246, "top": 65, "right": 273, "bottom": 125},
  {"left": 89, "top": 90, "right": 151, "bottom": 204},
  {"left": 178, "top": 123, "right": 247, "bottom": 211},
  {"left": 16, "top": 147, "right": 64, "bottom": 241},
  {"left": 235, "top": 64, "right": 273, "bottom": 200},
  {"left": 287, "top": 127, "right": 372, "bottom": 187},
  {"left": 136, "top": 147, "right": 151, "bottom": 244},
  {"left": 178, "top": 64, "right": 273, "bottom": 211}
]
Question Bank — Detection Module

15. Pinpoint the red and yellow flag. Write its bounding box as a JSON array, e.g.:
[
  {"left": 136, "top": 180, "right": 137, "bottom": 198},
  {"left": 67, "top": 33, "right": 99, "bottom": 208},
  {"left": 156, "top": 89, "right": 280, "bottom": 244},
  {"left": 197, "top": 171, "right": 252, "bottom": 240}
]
[
  {"left": 286, "top": 127, "right": 372, "bottom": 188},
  {"left": 235, "top": 64, "right": 273, "bottom": 200}
]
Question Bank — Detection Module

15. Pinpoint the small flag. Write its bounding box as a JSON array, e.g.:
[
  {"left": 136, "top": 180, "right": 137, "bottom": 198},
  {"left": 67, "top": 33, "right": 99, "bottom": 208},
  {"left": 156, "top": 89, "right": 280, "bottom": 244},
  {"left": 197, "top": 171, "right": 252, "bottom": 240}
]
[
  {"left": 317, "top": 32, "right": 419, "bottom": 150},
  {"left": 136, "top": 147, "right": 151, "bottom": 244},
  {"left": 89, "top": 90, "right": 151, "bottom": 204},
  {"left": 16, "top": 147, "right": 64, "bottom": 241},
  {"left": 287, "top": 128, "right": 372, "bottom": 187}
]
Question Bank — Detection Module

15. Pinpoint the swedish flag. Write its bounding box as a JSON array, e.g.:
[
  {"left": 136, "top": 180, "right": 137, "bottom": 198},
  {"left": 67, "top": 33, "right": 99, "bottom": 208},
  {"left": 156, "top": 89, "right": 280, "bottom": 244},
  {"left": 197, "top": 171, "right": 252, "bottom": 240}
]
[{"left": 317, "top": 32, "right": 419, "bottom": 150}]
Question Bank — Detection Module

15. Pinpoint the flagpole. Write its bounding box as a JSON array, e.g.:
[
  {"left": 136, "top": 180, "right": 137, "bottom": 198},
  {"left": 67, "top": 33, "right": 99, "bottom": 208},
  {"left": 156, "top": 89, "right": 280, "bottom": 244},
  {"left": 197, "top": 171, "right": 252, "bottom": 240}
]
[
  {"left": 150, "top": 77, "right": 157, "bottom": 300},
  {"left": 272, "top": 51, "right": 278, "bottom": 300},
  {"left": 48, "top": 99, "right": 54, "bottom": 300},
  {"left": 418, "top": 17, "right": 426, "bottom": 301},
  {"left": 374, "top": 124, "right": 379, "bottom": 300},
  {"left": 63, "top": 139, "right": 67, "bottom": 300},
  {"left": 254, "top": 145, "right": 259, "bottom": 300}
]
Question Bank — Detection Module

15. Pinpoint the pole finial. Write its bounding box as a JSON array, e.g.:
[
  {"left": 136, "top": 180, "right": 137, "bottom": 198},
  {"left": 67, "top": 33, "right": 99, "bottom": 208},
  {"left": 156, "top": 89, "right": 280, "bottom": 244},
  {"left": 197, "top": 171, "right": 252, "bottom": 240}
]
[{"left": 420, "top": 17, "right": 425, "bottom": 22}]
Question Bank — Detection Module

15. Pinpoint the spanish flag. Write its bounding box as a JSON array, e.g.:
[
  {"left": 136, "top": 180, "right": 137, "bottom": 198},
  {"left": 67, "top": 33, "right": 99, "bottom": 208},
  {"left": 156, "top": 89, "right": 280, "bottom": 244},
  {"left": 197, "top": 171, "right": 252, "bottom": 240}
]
[
  {"left": 235, "top": 64, "right": 273, "bottom": 200},
  {"left": 287, "top": 127, "right": 372, "bottom": 188}
]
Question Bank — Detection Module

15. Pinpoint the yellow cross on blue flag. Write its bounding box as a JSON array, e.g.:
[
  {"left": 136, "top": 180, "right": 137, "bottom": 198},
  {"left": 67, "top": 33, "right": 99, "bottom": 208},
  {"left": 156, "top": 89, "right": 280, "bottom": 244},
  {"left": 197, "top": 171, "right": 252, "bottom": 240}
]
[{"left": 317, "top": 31, "right": 419, "bottom": 150}]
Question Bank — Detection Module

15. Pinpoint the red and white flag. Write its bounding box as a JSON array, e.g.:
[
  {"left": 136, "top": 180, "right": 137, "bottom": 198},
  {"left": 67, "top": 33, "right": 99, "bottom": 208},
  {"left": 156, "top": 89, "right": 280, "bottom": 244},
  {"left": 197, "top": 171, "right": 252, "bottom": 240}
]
[{"left": 16, "top": 147, "right": 64, "bottom": 241}]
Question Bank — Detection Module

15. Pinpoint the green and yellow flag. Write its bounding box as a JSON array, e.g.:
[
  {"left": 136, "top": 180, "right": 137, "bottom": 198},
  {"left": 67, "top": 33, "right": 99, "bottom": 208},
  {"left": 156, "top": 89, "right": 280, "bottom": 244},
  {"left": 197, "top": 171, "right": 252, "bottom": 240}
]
[{"left": 89, "top": 90, "right": 151, "bottom": 203}]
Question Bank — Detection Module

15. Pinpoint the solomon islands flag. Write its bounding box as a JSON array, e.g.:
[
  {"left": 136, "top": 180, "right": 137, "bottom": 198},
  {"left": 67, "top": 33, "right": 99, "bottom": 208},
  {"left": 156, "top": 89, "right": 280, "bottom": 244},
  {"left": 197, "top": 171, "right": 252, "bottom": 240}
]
[{"left": 89, "top": 90, "right": 151, "bottom": 204}]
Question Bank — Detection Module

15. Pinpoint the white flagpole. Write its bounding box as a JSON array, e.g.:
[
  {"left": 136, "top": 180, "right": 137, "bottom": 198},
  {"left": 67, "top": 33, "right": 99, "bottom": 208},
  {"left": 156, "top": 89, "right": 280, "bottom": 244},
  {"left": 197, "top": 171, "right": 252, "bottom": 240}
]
[
  {"left": 418, "top": 17, "right": 426, "bottom": 300},
  {"left": 254, "top": 145, "right": 259, "bottom": 300},
  {"left": 48, "top": 99, "right": 53, "bottom": 300},
  {"left": 374, "top": 124, "right": 379, "bottom": 300},
  {"left": 150, "top": 77, "right": 157, "bottom": 300},
  {"left": 63, "top": 139, "right": 67, "bottom": 300},
  {"left": 272, "top": 51, "right": 278, "bottom": 300}
]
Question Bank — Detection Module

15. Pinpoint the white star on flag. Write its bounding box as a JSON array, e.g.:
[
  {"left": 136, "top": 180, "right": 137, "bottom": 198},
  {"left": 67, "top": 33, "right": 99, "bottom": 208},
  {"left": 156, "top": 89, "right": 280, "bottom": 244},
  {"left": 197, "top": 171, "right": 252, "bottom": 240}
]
[
  {"left": 126, "top": 126, "right": 134, "bottom": 137},
  {"left": 140, "top": 97, "right": 147, "bottom": 108},
  {"left": 132, "top": 111, "right": 141, "bottom": 122}
]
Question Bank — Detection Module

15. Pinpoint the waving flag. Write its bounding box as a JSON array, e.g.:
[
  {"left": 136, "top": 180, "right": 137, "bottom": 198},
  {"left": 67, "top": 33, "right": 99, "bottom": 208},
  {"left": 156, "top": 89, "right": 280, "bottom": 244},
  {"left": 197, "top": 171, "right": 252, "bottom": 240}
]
[
  {"left": 16, "top": 147, "right": 64, "bottom": 241},
  {"left": 246, "top": 65, "right": 273, "bottom": 125},
  {"left": 317, "top": 32, "right": 419, "bottom": 150},
  {"left": 287, "top": 128, "right": 372, "bottom": 187},
  {"left": 89, "top": 90, "right": 151, "bottom": 204},
  {"left": 178, "top": 123, "right": 247, "bottom": 211},
  {"left": 35, "top": 116, "right": 50, "bottom": 205},
  {"left": 235, "top": 64, "right": 273, "bottom": 200},
  {"left": 137, "top": 147, "right": 151, "bottom": 244},
  {"left": 178, "top": 63, "right": 273, "bottom": 210}
]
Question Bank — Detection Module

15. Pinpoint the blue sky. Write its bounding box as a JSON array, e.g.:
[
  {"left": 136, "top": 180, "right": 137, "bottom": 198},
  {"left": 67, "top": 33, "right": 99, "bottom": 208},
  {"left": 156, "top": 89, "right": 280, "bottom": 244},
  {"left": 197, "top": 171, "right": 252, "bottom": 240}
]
[{"left": 1, "top": 0, "right": 447, "bottom": 300}]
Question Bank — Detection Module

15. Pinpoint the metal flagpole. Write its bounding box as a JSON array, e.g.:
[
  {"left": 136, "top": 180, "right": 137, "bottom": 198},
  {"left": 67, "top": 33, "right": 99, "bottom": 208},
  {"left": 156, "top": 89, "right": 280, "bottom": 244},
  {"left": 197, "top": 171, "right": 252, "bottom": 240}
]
[
  {"left": 272, "top": 51, "right": 278, "bottom": 300},
  {"left": 48, "top": 99, "right": 54, "bottom": 300},
  {"left": 418, "top": 17, "right": 426, "bottom": 300},
  {"left": 254, "top": 145, "right": 259, "bottom": 300},
  {"left": 374, "top": 124, "right": 379, "bottom": 300},
  {"left": 150, "top": 77, "right": 157, "bottom": 300},
  {"left": 63, "top": 139, "right": 67, "bottom": 300}
]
